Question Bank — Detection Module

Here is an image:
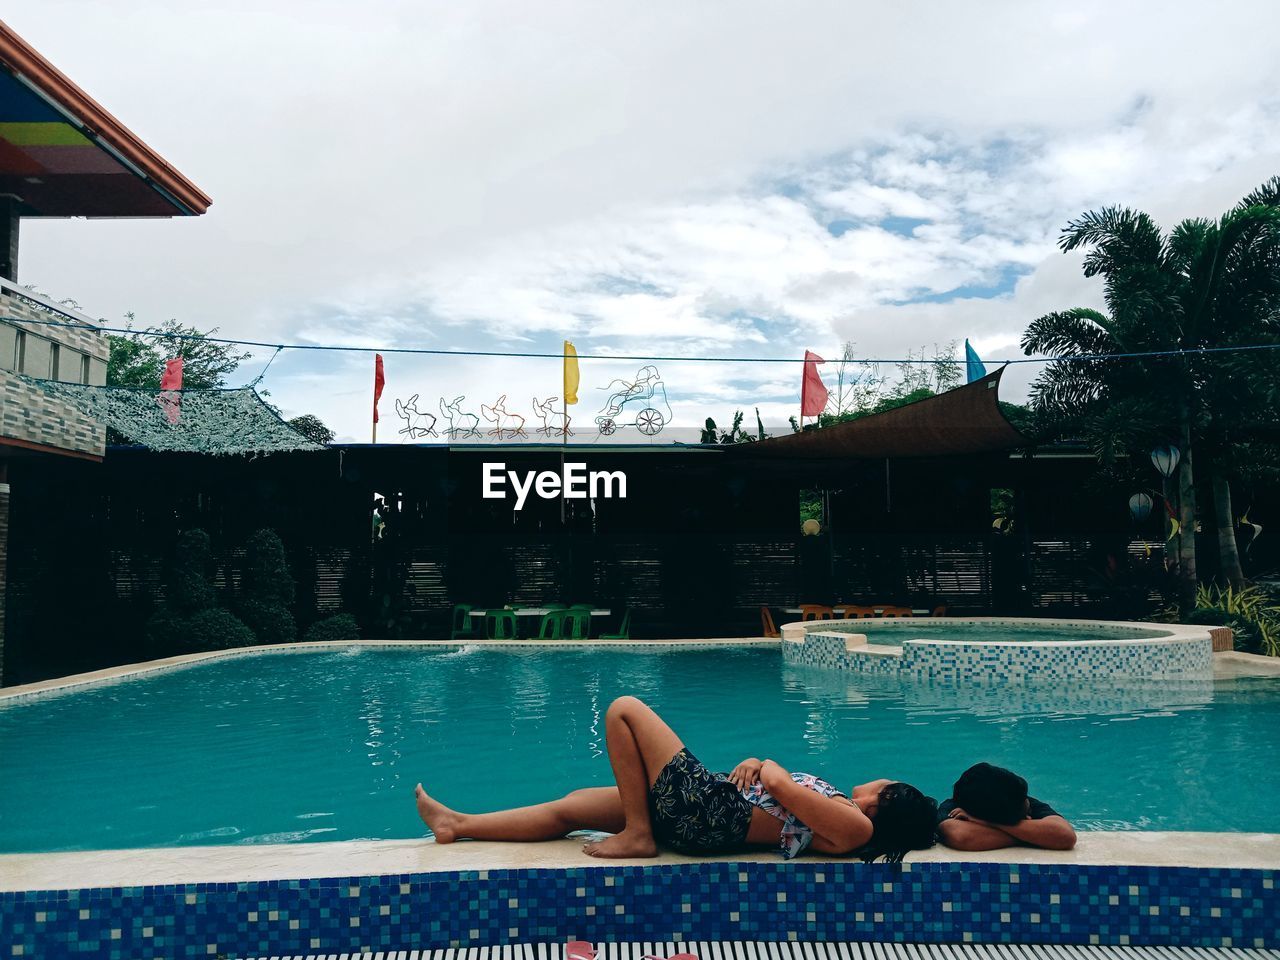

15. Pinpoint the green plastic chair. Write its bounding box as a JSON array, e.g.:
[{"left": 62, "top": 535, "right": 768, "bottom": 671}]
[
  {"left": 600, "top": 609, "right": 632, "bottom": 640},
  {"left": 485, "top": 609, "right": 517, "bottom": 640},
  {"left": 563, "top": 605, "right": 592, "bottom": 640},
  {"left": 536, "top": 611, "right": 563, "bottom": 640},
  {"left": 450, "top": 604, "right": 476, "bottom": 640}
]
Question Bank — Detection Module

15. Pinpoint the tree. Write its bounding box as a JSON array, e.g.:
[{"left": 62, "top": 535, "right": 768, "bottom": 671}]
[
  {"left": 789, "top": 342, "right": 963, "bottom": 433},
  {"left": 700, "top": 409, "right": 767, "bottom": 444},
  {"left": 286, "top": 414, "right": 335, "bottom": 445},
  {"left": 145, "top": 529, "right": 256, "bottom": 654},
  {"left": 238, "top": 528, "right": 297, "bottom": 646},
  {"left": 1022, "top": 178, "right": 1280, "bottom": 603},
  {"left": 107, "top": 315, "right": 252, "bottom": 388},
  {"left": 829, "top": 341, "right": 883, "bottom": 416}
]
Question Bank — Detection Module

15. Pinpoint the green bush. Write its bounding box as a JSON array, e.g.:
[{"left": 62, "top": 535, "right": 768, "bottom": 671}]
[
  {"left": 304, "top": 613, "right": 361, "bottom": 643},
  {"left": 181, "top": 608, "right": 257, "bottom": 651},
  {"left": 242, "top": 529, "right": 295, "bottom": 607},
  {"left": 238, "top": 529, "right": 297, "bottom": 644},
  {"left": 239, "top": 598, "right": 297, "bottom": 646},
  {"left": 168, "top": 529, "right": 216, "bottom": 616},
  {"left": 1190, "top": 584, "right": 1279, "bottom": 656},
  {"left": 143, "top": 606, "right": 184, "bottom": 657},
  {"left": 1185, "top": 606, "right": 1231, "bottom": 626}
]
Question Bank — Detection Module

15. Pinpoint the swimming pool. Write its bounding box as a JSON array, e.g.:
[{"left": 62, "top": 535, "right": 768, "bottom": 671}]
[{"left": 2, "top": 644, "right": 1278, "bottom": 853}]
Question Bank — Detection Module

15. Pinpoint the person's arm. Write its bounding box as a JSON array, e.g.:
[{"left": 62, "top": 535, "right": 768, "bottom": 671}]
[
  {"left": 759, "top": 760, "right": 873, "bottom": 853},
  {"left": 727, "top": 758, "right": 763, "bottom": 790},
  {"left": 942, "top": 807, "right": 1077, "bottom": 851},
  {"left": 994, "top": 814, "right": 1076, "bottom": 850},
  {"left": 937, "top": 817, "right": 1019, "bottom": 851}
]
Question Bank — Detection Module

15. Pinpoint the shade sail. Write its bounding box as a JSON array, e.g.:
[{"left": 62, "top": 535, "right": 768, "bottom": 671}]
[
  {"left": 27, "top": 378, "right": 323, "bottom": 455},
  {"left": 741, "top": 368, "right": 1029, "bottom": 459}
]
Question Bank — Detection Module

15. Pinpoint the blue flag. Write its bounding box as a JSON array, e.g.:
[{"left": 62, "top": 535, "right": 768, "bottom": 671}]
[{"left": 964, "top": 339, "right": 987, "bottom": 383}]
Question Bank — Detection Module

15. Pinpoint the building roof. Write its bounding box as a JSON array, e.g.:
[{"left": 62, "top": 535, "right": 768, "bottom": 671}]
[
  {"left": 0, "top": 19, "right": 210, "bottom": 216},
  {"left": 739, "top": 367, "right": 1030, "bottom": 459}
]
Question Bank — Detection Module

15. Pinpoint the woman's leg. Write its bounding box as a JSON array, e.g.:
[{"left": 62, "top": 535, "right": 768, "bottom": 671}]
[
  {"left": 415, "top": 784, "right": 624, "bottom": 843},
  {"left": 583, "top": 695, "right": 685, "bottom": 858}
]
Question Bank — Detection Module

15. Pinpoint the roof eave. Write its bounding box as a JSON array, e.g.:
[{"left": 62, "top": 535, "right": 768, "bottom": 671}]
[{"left": 0, "top": 18, "right": 211, "bottom": 216}]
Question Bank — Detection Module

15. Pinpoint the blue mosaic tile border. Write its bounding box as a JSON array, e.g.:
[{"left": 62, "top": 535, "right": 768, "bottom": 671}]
[
  {"left": 2, "top": 860, "right": 1275, "bottom": 959},
  {"left": 785, "top": 627, "right": 1212, "bottom": 683}
]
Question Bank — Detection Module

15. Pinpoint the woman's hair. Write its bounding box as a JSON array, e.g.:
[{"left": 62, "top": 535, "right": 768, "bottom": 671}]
[
  {"left": 857, "top": 782, "right": 938, "bottom": 864},
  {"left": 952, "top": 762, "right": 1027, "bottom": 826}
]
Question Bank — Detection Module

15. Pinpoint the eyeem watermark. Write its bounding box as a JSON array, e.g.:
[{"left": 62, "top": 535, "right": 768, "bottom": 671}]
[{"left": 483, "top": 462, "right": 627, "bottom": 510}]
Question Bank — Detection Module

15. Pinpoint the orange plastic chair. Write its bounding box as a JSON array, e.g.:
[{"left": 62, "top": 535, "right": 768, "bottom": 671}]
[
  {"left": 760, "top": 605, "right": 780, "bottom": 639},
  {"left": 800, "top": 604, "right": 835, "bottom": 621},
  {"left": 878, "top": 606, "right": 914, "bottom": 618},
  {"left": 836, "top": 604, "right": 876, "bottom": 619},
  {"left": 930, "top": 604, "right": 948, "bottom": 617}
]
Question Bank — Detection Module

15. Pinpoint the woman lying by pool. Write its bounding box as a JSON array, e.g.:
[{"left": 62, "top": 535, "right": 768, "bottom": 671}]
[{"left": 415, "top": 695, "right": 938, "bottom": 862}]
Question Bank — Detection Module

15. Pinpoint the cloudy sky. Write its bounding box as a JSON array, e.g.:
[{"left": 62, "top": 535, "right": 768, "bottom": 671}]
[{"left": 11, "top": 1, "right": 1280, "bottom": 441}]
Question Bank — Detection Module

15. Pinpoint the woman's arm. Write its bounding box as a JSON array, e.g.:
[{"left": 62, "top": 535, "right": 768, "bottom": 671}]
[
  {"left": 727, "top": 758, "right": 763, "bottom": 790},
  {"left": 760, "top": 760, "right": 873, "bottom": 853}
]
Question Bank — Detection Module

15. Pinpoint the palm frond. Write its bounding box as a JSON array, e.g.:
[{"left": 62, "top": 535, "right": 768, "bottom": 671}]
[
  {"left": 1234, "top": 174, "right": 1280, "bottom": 212},
  {"left": 1060, "top": 206, "right": 1166, "bottom": 276},
  {"left": 1021, "top": 308, "right": 1119, "bottom": 357}
]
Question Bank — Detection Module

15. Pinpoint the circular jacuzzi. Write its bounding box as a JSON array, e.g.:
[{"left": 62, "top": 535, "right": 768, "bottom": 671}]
[{"left": 781, "top": 616, "right": 1216, "bottom": 682}]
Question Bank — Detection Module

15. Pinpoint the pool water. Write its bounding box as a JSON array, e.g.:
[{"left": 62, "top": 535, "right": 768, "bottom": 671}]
[
  {"left": 820, "top": 622, "right": 1172, "bottom": 645},
  {"left": 1, "top": 645, "right": 1278, "bottom": 853}
]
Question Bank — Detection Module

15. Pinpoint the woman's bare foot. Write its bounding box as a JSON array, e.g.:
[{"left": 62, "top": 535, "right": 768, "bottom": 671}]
[
  {"left": 415, "top": 783, "right": 462, "bottom": 843},
  {"left": 583, "top": 829, "right": 658, "bottom": 858}
]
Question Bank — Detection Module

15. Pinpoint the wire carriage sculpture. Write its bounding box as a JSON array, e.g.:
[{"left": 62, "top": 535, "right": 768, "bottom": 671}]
[{"left": 595, "top": 364, "right": 672, "bottom": 436}]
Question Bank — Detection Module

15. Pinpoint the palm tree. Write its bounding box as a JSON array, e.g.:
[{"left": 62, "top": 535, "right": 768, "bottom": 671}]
[{"left": 1022, "top": 178, "right": 1280, "bottom": 605}]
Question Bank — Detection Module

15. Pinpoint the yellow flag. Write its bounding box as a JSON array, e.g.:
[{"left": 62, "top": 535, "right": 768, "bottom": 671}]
[{"left": 563, "top": 340, "right": 579, "bottom": 405}]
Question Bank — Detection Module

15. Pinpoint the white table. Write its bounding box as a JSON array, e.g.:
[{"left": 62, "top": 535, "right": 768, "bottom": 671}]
[{"left": 782, "top": 606, "right": 932, "bottom": 617}]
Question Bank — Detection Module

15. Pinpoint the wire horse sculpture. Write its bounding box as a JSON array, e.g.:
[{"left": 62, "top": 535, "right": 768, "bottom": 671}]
[
  {"left": 438, "top": 395, "right": 481, "bottom": 439},
  {"left": 480, "top": 394, "right": 528, "bottom": 439},
  {"left": 394, "top": 394, "right": 439, "bottom": 439},
  {"left": 532, "top": 396, "right": 573, "bottom": 437}
]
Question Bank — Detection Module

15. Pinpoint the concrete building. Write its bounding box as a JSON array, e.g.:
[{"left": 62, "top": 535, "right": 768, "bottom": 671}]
[{"left": 0, "top": 18, "right": 210, "bottom": 682}]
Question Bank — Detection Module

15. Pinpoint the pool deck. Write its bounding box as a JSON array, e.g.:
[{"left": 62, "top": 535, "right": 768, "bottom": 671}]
[{"left": 3, "top": 831, "right": 1280, "bottom": 893}]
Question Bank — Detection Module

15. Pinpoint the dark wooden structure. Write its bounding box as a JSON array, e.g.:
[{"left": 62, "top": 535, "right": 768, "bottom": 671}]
[
  {"left": 12, "top": 367, "right": 1272, "bottom": 685},
  {"left": 2, "top": 438, "right": 1181, "bottom": 685}
]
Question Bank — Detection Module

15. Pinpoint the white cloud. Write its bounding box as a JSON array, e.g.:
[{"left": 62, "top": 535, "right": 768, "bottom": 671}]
[{"left": 8, "top": 0, "right": 1280, "bottom": 440}]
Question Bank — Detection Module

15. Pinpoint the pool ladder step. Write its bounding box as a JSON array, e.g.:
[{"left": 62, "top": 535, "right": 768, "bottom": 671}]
[{"left": 240, "top": 942, "right": 1280, "bottom": 960}]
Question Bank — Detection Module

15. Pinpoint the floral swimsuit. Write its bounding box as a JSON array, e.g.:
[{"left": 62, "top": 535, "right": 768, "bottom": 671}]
[
  {"left": 645, "top": 749, "right": 846, "bottom": 859},
  {"left": 741, "top": 772, "right": 847, "bottom": 859}
]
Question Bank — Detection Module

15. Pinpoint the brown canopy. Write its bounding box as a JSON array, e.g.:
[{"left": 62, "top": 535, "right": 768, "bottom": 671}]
[{"left": 741, "top": 367, "right": 1028, "bottom": 459}]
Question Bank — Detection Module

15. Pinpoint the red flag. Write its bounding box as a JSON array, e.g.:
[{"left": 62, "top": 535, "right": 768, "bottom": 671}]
[
  {"left": 160, "top": 357, "right": 184, "bottom": 391},
  {"left": 158, "top": 356, "right": 183, "bottom": 425},
  {"left": 373, "top": 353, "right": 385, "bottom": 424},
  {"left": 800, "top": 349, "right": 828, "bottom": 417}
]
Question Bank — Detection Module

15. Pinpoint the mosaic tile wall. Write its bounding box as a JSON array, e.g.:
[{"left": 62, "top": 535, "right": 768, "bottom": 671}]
[
  {"left": 2, "top": 861, "right": 1275, "bottom": 959},
  {"left": 902, "top": 636, "right": 1212, "bottom": 683},
  {"left": 785, "top": 631, "right": 1213, "bottom": 683}
]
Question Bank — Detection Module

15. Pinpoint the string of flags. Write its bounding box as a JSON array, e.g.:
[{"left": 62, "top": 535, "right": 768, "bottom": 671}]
[{"left": 366, "top": 338, "right": 989, "bottom": 441}]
